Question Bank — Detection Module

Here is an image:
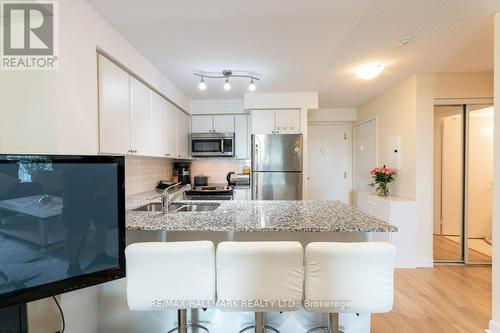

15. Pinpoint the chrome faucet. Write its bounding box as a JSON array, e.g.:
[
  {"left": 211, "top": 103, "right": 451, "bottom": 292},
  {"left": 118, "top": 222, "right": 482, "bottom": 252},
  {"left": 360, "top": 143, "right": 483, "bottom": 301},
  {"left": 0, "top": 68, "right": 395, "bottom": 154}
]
[{"left": 161, "top": 182, "right": 192, "bottom": 213}]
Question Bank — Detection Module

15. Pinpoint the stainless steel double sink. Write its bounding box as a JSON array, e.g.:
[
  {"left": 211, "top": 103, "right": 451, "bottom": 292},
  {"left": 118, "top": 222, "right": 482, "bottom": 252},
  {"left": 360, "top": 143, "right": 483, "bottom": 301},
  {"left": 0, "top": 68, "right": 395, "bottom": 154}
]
[{"left": 132, "top": 202, "right": 220, "bottom": 213}]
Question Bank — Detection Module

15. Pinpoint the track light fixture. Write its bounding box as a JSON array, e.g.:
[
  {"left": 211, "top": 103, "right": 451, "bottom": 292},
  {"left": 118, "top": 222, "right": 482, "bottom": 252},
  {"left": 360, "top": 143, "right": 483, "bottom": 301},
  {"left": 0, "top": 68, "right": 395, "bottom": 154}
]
[{"left": 194, "top": 69, "right": 260, "bottom": 92}]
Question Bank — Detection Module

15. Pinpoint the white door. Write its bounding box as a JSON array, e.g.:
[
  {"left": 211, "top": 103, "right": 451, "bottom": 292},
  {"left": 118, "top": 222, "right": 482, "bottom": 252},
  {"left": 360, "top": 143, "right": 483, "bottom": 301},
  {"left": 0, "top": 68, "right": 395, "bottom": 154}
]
[
  {"left": 251, "top": 110, "right": 276, "bottom": 134},
  {"left": 130, "top": 77, "right": 151, "bottom": 155},
  {"left": 164, "top": 102, "right": 178, "bottom": 158},
  {"left": 150, "top": 91, "right": 165, "bottom": 157},
  {"left": 354, "top": 119, "right": 377, "bottom": 204},
  {"left": 307, "top": 124, "right": 349, "bottom": 203},
  {"left": 275, "top": 109, "right": 300, "bottom": 134},
  {"left": 98, "top": 55, "right": 130, "bottom": 154},
  {"left": 176, "top": 110, "right": 189, "bottom": 158},
  {"left": 191, "top": 115, "right": 213, "bottom": 133},
  {"left": 234, "top": 115, "right": 249, "bottom": 159},
  {"left": 213, "top": 115, "right": 235, "bottom": 132}
]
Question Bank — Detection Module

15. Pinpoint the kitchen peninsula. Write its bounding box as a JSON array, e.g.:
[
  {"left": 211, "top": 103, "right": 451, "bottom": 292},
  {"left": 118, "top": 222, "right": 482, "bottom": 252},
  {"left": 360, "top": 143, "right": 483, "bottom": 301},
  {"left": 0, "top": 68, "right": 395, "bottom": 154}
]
[{"left": 126, "top": 191, "right": 397, "bottom": 234}]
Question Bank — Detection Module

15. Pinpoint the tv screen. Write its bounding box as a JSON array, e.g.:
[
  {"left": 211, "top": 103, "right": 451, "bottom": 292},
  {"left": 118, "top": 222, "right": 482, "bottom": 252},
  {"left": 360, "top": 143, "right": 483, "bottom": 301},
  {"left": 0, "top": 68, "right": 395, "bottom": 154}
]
[{"left": 0, "top": 155, "right": 125, "bottom": 308}]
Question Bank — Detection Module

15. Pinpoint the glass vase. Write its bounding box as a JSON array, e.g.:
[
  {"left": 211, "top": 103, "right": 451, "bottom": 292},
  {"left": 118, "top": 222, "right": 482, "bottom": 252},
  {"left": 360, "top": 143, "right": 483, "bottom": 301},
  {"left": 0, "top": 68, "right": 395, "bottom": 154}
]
[{"left": 376, "top": 182, "right": 390, "bottom": 197}]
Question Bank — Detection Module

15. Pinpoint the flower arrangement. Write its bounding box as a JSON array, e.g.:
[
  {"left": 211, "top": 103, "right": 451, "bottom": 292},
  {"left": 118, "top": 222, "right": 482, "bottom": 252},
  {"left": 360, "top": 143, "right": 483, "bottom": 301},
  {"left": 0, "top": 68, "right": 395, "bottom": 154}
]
[{"left": 370, "top": 165, "right": 398, "bottom": 197}]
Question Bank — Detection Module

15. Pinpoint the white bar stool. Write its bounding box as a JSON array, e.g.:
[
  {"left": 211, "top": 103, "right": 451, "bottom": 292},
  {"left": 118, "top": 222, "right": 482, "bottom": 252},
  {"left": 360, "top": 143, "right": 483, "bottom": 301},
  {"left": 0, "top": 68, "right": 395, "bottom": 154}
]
[
  {"left": 216, "top": 241, "right": 304, "bottom": 333},
  {"left": 125, "top": 241, "right": 216, "bottom": 333},
  {"left": 304, "top": 242, "right": 396, "bottom": 333}
]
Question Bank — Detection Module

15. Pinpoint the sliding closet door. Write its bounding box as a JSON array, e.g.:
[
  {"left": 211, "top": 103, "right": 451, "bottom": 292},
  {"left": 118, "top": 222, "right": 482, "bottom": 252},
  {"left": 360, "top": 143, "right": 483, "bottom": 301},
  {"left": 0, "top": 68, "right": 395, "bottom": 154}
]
[
  {"left": 434, "top": 106, "right": 463, "bottom": 262},
  {"left": 465, "top": 105, "right": 493, "bottom": 263}
]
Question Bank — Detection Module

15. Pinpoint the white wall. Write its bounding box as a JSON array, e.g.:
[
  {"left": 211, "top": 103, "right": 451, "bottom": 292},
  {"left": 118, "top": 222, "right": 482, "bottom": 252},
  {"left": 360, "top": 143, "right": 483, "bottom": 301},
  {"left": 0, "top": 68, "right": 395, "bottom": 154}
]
[
  {"left": 357, "top": 76, "right": 417, "bottom": 199},
  {"left": 489, "top": 11, "right": 500, "bottom": 333},
  {"left": 308, "top": 108, "right": 357, "bottom": 122},
  {"left": 189, "top": 99, "right": 245, "bottom": 114}
]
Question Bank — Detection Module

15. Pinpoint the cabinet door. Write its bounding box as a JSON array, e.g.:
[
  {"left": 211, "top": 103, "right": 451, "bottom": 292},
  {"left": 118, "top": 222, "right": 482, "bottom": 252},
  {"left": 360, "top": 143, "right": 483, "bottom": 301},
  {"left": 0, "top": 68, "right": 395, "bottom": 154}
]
[
  {"left": 164, "top": 102, "right": 178, "bottom": 158},
  {"left": 191, "top": 115, "right": 213, "bottom": 133},
  {"left": 251, "top": 110, "right": 275, "bottom": 134},
  {"left": 275, "top": 109, "right": 300, "bottom": 134},
  {"left": 213, "top": 115, "right": 235, "bottom": 132},
  {"left": 98, "top": 55, "right": 130, "bottom": 154},
  {"left": 150, "top": 91, "right": 166, "bottom": 156},
  {"left": 235, "top": 115, "right": 249, "bottom": 159},
  {"left": 356, "top": 192, "right": 372, "bottom": 215},
  {"left": 176, "top": 110, "right": 189, "bottom": 158},
  {"left": 130, "top": 77, "right": 151, "bottom": 155},
  {"left": 371, "top": 196, "right": 391, "bottom": 222}
]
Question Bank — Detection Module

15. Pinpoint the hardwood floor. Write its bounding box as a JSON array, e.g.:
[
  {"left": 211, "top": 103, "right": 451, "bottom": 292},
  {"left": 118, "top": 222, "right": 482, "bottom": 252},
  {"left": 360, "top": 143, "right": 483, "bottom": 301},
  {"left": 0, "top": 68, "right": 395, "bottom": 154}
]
[
  {"left": 434, "top": 235, "right": 491, "bottom": 262},
  {"left": 372, "top": 265, "right": 491, "bottom": 332}
]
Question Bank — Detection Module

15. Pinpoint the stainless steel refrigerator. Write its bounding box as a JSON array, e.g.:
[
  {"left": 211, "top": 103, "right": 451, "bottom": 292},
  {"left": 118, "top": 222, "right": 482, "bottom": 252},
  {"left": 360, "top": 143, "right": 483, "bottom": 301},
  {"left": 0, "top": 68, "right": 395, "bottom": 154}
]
[{"left": 251, "top": 134, "right": 303, "bottom": 200}]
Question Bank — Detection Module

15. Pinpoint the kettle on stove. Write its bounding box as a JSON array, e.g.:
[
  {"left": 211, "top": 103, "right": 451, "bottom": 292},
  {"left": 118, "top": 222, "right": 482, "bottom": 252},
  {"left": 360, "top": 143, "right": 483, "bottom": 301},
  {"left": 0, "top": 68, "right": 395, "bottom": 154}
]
[{"left": 226, "top": 171, "right": 236, "bottom": 186}]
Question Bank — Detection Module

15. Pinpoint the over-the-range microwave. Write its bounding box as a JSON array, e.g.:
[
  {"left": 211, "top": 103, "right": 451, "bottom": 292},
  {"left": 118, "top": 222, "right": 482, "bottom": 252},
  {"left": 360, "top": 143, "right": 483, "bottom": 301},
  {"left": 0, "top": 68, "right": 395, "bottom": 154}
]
[{"left": 190, "top": 132, "right": 235, "bottom": 157}]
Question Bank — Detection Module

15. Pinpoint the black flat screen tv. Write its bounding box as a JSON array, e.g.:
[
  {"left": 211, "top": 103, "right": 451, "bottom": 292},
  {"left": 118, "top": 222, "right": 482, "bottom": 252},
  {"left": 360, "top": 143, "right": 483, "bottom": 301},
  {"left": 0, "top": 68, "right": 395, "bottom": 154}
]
[{"left": 0, "top": 155, "right": 125, "bottom": 308}]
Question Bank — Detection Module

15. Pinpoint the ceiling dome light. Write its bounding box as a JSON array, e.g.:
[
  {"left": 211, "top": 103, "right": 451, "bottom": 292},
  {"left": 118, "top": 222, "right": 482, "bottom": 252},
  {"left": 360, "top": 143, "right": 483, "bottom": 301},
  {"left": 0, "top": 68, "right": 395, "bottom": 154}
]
[
  {"left": 224, "top": 78, "right": 231, "bottom": 91},
  {"left": 198, "top": 77, "right": 207, "bottom": 90},
  {"left": 355, "top": 63, "right": 384, "bottom": 80},
  {"left": 248, "top": 78, "right": 256, "bottom": 92}
]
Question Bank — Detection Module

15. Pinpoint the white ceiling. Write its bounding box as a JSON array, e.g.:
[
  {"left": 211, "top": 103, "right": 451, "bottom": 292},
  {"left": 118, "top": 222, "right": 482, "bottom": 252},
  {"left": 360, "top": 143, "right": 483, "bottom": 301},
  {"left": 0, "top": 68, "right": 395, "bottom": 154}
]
[{"left": 86, "top": 0, "right": 500, "bottom": 108}]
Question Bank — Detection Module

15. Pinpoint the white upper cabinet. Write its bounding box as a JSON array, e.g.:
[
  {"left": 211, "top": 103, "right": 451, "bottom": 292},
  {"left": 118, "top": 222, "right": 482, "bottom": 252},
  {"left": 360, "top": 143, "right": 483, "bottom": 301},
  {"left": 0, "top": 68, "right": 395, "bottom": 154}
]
[
  {"left": 234, "top": 115, "right": 250, "bottom": 159},
  {"left": 130, "top": 77, "right": 152, "bottom": 155},
  {"left": 98, "top": 54, "right": 190, "bottom": 159},
  {"left": 150, "top": 91, "right": 166, "bottom": 156},
  {"left": 251, "top": 109, "right": 301, "bottom": 134},
  {"left": 165, "top": 102, "right": 178, "bottom": 158},
  {"left": 98, "top": 55, "right": 131, "bottom": 154},
  {"left": 213, "top": 115, "right": 235, "bottom": 132},
  {"left": 176, "top": 110, "right": 189, "bottom": 158},
  {"left": 250, "top": 110, "right": 276, "bottom": 134},
  {"left": 191, "top": 115, "right": 213, "bottom": 133},
  {"left": 275, "top": 109, "right": 300, "bottom": 134},
  {"left": 191, "top": 114, "right": 235, "bottom": 133}
]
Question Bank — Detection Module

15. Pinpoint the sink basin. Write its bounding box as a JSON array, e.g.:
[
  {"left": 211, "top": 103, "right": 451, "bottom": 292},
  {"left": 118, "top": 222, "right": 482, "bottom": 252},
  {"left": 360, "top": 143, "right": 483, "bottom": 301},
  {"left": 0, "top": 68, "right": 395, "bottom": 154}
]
[
  {"left": 133, "top": 202, "right": 221, "bottom": 213},
  {"left": 132, "top": 202, "right": 163, "bottom": 212},
  {"left": 169, "top": 202, "right": 221, "bottom": 213}
]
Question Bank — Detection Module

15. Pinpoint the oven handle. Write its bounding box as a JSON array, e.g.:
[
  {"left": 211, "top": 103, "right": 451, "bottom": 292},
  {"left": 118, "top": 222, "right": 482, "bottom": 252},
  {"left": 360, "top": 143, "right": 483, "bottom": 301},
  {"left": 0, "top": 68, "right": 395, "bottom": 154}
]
[{"left": 221, "top": 139, "right": 224, "bottom": 153}]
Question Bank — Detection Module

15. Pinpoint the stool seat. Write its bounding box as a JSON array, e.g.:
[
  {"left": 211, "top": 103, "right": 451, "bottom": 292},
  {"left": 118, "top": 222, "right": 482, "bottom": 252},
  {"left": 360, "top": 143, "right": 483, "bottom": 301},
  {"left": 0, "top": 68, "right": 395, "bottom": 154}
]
[
  {"left": 217, "top": 241, "right": 304, "bottom": 332},
  {"left": 126, "top": 241, "right": 216, "bottom": 333},
  {"left": 304, "top": 242, "right": 396, "bottom": 333}
]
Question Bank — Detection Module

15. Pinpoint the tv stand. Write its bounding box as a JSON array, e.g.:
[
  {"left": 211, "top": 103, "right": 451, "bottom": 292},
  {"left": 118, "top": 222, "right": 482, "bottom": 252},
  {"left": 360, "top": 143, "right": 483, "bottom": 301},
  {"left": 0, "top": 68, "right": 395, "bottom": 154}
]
[{"left": 0, "top": 303, "right": 28, "bottom": 333}]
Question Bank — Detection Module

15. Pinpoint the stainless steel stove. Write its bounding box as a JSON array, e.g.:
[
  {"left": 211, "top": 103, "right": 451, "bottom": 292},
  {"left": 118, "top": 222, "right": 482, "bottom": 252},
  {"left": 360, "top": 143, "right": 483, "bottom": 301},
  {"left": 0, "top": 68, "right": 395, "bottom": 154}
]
[{"left": 185, "top": 184, "right": 234, "bottom": 200}]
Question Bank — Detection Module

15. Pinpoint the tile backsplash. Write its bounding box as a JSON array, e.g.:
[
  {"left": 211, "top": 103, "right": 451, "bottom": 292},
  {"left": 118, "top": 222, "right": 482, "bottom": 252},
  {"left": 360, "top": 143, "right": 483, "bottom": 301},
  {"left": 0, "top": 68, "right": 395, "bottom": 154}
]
[
  {"left": 190, "top": 158, "right": 250, "bottom": 184},
  {"left": 125, "top": 155, "right": 172, "bottom": 196}
]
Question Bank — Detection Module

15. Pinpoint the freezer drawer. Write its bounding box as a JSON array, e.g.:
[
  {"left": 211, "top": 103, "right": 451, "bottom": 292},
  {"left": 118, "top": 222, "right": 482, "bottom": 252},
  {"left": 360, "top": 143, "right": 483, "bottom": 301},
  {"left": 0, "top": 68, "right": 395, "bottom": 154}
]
[{"left": 252, "top": 172, "right": 302, "bottom": 200}]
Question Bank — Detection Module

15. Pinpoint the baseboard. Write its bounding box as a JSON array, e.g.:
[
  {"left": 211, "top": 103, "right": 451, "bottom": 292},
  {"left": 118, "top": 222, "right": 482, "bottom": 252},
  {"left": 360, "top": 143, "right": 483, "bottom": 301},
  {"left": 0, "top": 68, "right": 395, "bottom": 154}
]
[
  {"left": 416, "top": 257, "right": 434, "bottom": 268},
  {"left": 487, "top": 320, "right": 500, "bottom": 333}
]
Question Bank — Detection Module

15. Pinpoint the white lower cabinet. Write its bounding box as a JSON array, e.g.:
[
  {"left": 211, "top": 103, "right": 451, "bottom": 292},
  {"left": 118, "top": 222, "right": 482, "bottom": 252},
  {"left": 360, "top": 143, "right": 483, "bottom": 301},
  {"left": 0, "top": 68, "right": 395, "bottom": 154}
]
[{"left": 357, "top": 191, "right": 417, "bottom": 268}]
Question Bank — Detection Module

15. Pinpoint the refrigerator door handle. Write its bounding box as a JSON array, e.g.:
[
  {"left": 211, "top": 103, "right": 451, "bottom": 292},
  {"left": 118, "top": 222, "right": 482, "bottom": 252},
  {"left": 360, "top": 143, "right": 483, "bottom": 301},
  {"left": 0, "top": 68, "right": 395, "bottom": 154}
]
[{"left": 254, "top": 143, "right": 259, "bottom": 200}]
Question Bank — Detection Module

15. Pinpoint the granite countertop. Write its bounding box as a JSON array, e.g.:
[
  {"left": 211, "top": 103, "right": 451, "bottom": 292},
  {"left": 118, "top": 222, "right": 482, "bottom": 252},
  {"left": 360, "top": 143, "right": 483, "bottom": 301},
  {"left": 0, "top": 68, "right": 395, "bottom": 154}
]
[{"left": 126, "top": 191, "right": 397, "bottom": 233}]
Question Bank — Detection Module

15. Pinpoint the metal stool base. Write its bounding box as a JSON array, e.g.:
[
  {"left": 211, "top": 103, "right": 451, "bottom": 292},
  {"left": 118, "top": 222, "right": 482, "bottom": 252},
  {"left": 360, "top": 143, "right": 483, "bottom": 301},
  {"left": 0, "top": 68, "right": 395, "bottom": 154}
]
[
  {"left": 238, "top": 324, "right": 280, "bottom": 333},
  {"left": 167, "top": 309, "right": 209, "bottom": 333},
  {"left": 167, "top": 324, "right": 209, "bottom": 333},
  {"left": 306, "top": 313, "right": 342, "bottom": 333},
  {"left": 238, "top": 312, "right": 280, "bottom": 333}
]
